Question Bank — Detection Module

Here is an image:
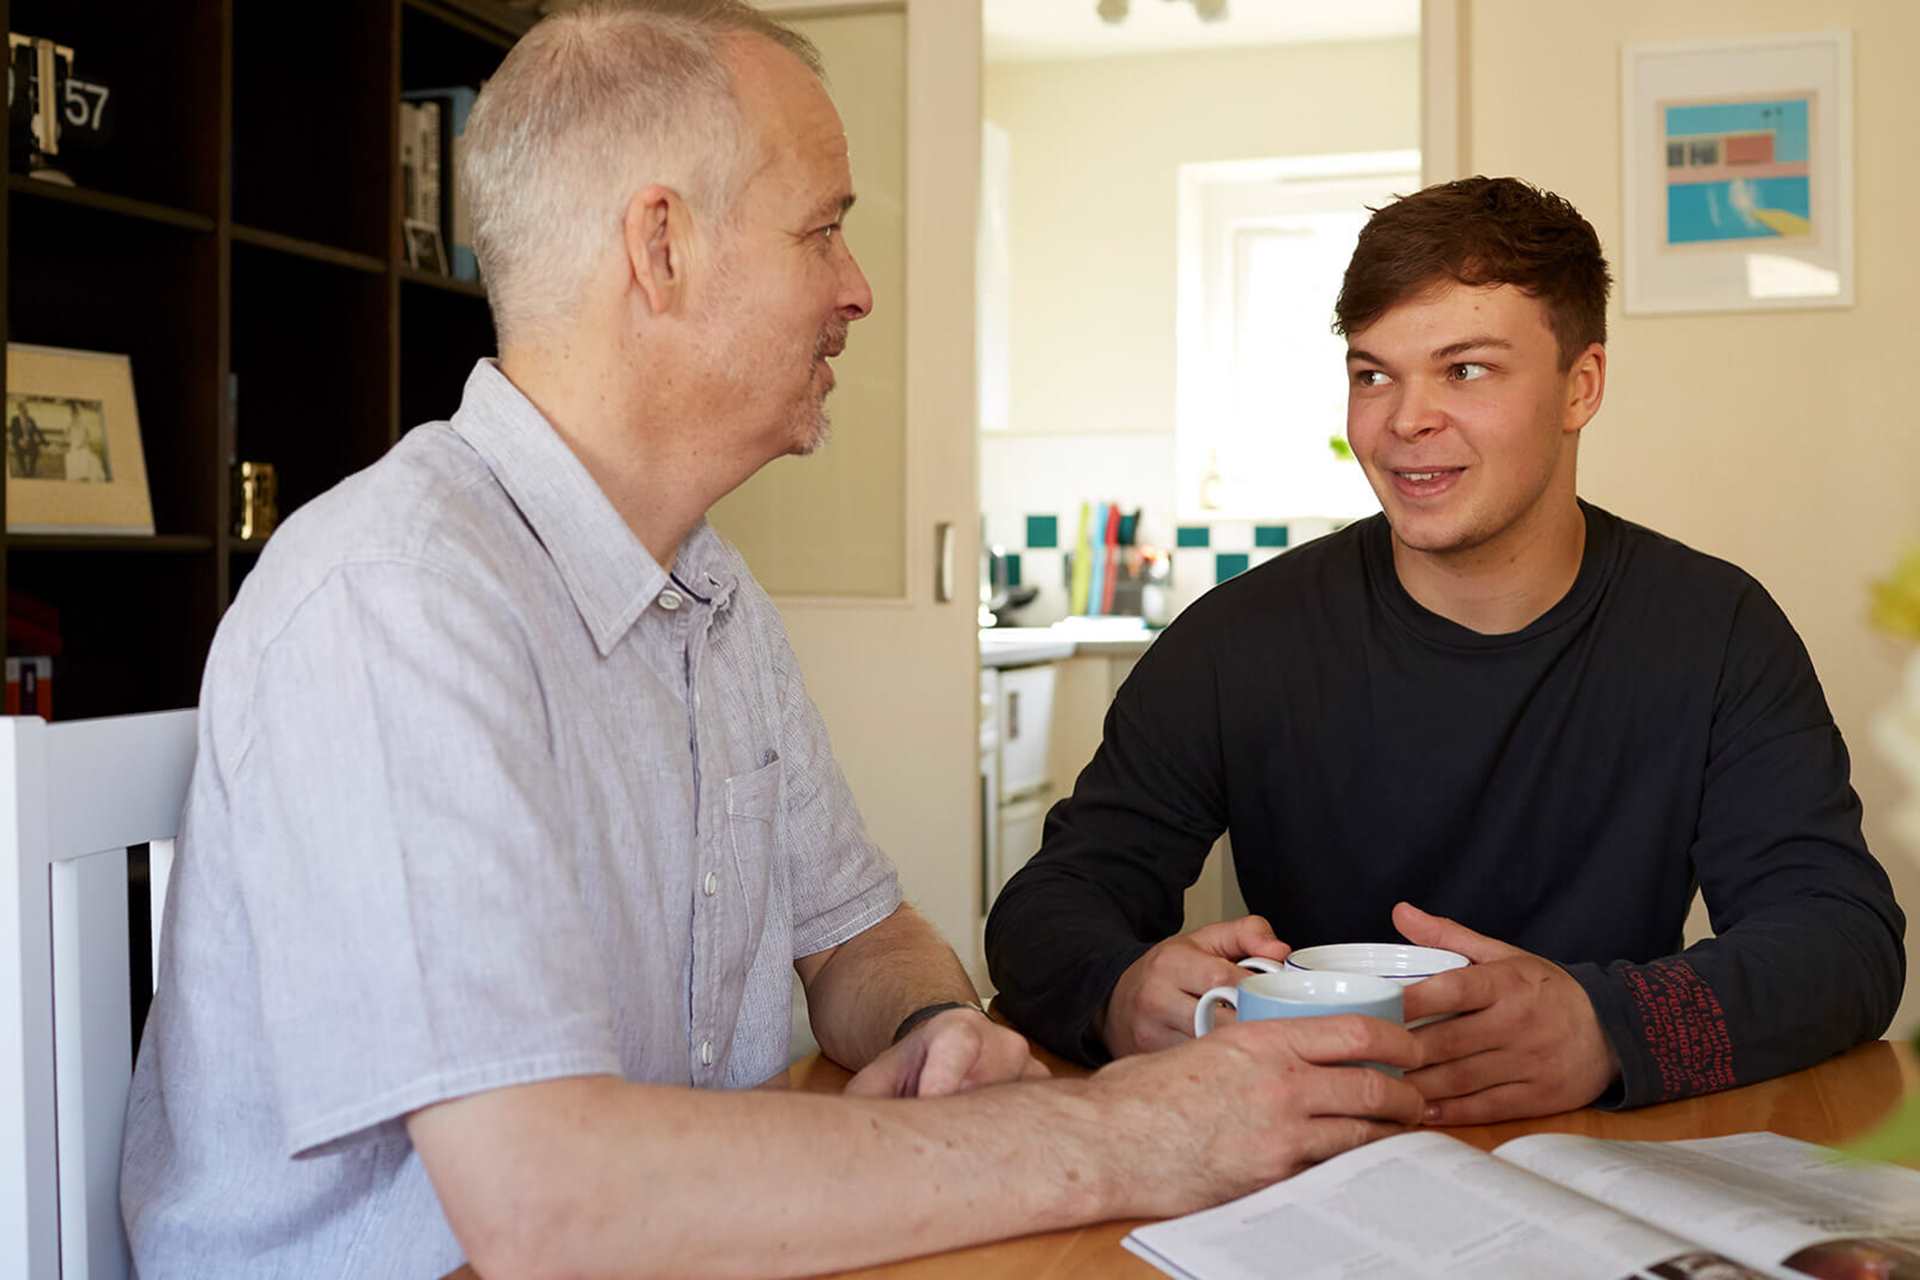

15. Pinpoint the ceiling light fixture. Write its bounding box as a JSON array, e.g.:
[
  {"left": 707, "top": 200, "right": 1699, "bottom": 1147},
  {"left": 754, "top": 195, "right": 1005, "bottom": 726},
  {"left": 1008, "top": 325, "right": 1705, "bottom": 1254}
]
[{"left": 1095, "top": 0, "right": 1229, "bottom": 24}]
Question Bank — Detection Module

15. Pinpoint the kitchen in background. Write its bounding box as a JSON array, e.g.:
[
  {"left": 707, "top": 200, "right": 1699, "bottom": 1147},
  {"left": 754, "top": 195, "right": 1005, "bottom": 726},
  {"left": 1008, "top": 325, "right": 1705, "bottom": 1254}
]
[
  {"left": 976, "top": 1, "right": 1420, "bottom": 630},
  {"left": 971, "top": 1, "right": 1422, "bottom": 931}
]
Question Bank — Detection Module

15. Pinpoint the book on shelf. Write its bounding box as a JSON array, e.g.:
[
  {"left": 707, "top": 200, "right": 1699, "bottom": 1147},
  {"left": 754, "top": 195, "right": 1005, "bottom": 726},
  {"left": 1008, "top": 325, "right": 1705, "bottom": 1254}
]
[
  {"left": 399, "top": 99, "right": 442, "bottom": 250},
  {"left": 5, "top": 656, "right": 53, "bottom": 718},
  {"left": 7, "top": 588, "right": 62, "bottom": 657},
  {"left": 1124, "top": 1129, "right": 1920, "bottom": 1280},
  {"left": 401, "top": 86, "right": 480, "bottom": 282}
]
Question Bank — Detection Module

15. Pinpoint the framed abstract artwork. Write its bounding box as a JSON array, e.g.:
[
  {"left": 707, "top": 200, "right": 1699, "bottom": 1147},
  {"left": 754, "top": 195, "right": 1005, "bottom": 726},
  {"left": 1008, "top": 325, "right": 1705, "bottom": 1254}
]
[{"left": 1621, "top": 31, "right": 1852, "bottom": 314}]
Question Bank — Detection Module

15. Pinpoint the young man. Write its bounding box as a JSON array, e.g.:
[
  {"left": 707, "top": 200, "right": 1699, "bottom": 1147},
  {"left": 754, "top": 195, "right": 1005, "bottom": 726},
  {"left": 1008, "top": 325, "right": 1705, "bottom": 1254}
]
[
  {"left": 120, "top": 4, "right": 1425, "bottom": 1277},
  {"left": 988, "top": 177, "right": 1905, "bottom": 1123}
]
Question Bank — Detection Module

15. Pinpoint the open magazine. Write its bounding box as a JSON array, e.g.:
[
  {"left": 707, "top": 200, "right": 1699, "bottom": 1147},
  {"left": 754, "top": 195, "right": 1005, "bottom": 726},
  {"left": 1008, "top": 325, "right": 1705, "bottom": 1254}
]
[{"left": 1124, "top": 1130, "right": 1920, "bottom": 1280}]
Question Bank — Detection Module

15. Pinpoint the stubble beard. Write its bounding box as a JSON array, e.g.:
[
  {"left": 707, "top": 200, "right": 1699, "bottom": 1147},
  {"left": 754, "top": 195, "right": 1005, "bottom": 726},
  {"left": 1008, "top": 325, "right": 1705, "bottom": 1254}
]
[{"left": 791, "top": 317, "right": 850, "bottom": 457}]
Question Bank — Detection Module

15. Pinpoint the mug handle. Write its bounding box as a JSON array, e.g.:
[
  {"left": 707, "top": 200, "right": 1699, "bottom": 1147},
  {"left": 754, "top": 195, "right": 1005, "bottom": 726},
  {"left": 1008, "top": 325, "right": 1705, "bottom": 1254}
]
[
  {"left": 1194, "top": 985, "right": 1240, "bottom": 1037},
  {"left": 1237, "top": 956, "right": 1284, "bottom": 975}
]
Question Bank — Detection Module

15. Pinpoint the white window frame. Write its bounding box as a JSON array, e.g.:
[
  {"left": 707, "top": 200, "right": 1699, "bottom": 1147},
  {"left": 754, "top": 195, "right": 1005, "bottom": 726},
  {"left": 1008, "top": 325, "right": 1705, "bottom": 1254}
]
[{"left": 1175, "top": 149, "right": 1420, "bottom": 521}]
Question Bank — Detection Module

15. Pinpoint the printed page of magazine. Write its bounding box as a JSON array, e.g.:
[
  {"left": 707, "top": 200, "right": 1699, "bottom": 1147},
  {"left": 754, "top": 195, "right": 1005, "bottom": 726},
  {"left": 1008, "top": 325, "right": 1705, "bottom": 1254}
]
[
  {"left": 1123, "top": 1130, "right": 1762, "bottom": 1280},
  {"left": 1494, "top": 1131, "right": 1920, "bottom": 1279}
]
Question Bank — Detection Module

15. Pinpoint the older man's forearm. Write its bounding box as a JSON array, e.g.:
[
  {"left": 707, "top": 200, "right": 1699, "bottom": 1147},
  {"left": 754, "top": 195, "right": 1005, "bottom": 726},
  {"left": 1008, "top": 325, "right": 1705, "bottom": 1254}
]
[{"left": 412, "top": 1072, "right": 1117, "bottom": 1280}]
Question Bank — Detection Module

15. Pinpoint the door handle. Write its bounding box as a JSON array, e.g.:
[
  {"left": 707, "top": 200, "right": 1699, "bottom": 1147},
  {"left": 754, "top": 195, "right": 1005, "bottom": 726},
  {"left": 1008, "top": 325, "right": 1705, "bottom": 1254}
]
[{"left": 935, "top": 521, "right": 955, "bottom": 603}]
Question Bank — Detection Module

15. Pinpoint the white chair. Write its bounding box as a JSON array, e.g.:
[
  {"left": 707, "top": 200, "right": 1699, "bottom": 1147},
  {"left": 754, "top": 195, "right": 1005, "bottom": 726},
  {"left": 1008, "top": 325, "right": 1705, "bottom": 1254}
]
[{"left": 1, "top": 710, "right": 197, "bottom": 1280}]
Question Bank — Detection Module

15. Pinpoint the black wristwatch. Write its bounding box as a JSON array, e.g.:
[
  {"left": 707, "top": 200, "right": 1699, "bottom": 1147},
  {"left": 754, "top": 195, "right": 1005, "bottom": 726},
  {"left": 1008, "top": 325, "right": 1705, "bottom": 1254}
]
[{"left": 891, "top": 1000, "right": 986, "bottom": 1044}]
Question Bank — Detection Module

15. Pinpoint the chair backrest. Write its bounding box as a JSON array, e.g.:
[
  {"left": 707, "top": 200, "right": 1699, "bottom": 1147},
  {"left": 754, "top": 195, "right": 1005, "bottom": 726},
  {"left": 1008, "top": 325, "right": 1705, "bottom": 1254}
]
[{"left": 1, "top": 711, "right": 197, "bottom": 1280}]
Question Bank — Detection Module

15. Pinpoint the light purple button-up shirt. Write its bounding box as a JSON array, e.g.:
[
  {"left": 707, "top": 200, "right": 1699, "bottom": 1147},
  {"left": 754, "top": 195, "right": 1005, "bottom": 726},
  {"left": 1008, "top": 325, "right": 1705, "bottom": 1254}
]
[{"left": 121, "top": 361, "right": 901, "bottom": 1277}]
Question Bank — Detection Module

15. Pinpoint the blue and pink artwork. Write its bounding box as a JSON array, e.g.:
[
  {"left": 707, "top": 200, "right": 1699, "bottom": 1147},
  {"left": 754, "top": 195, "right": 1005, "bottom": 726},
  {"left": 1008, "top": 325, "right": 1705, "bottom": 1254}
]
[{"left": 1662, "top": 95, "right": 1814, "bottom": 245}]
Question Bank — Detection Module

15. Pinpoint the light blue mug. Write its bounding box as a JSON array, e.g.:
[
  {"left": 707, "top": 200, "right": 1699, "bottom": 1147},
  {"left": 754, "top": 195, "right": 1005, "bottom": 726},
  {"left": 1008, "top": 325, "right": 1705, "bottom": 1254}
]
[{"left": 1193, "top": 963, "right": 1406, "bottom": 1075}]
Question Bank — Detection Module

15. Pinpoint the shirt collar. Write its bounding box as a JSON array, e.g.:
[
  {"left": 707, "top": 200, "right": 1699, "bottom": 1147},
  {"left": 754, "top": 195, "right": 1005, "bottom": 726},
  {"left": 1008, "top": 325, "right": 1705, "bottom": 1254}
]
[{"left": 448, "top": 360, "right": 736, "bottom": 655}]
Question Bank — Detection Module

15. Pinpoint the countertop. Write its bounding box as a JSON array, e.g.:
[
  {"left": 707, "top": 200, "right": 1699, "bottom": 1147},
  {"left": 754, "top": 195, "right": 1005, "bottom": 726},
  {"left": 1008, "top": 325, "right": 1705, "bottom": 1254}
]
[{"left": 978, "top": 623, "right": 1155, "bottom": 668}]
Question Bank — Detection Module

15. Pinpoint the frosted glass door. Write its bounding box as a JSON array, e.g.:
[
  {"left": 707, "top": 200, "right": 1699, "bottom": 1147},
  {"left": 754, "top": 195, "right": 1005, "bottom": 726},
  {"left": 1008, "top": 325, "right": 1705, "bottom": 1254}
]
[{"left": 709, "top": 8, "right": 907, "bottom": 599}]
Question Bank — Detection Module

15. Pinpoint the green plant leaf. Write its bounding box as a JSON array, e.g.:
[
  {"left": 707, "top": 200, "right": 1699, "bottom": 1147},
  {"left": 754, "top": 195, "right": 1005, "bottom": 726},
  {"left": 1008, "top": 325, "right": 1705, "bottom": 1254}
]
[
  {"left": 1842, "top": 1092, "right": 1920, "bottom": 1165},
  {"left": 1839, "top": 1029, "right": 1920, "bottom": 1166},
  {"left": 1870, "top": 546, "right": 1920, "bottom": 642}
]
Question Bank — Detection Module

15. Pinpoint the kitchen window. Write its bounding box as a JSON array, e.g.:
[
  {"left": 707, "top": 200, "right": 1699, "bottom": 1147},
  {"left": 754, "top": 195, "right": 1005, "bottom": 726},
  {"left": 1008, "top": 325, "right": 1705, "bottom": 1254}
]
[{"left": 1175, "top": 150, "right": 1420, "bottom": 520}]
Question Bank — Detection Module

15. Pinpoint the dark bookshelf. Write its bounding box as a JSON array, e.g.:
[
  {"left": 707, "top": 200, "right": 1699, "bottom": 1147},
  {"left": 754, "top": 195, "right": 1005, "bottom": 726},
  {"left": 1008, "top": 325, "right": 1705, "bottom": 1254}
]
[
  {"left": 1, "top": 0, "right": 520, "bottom": 724},
  {"left": 6, "top": 176, "right": 215, "bottom": 233},
  {"left": 6, "top": 534, "right": 214, "bottom": 553},
  {"left": 3, "top": 0, "right": 524, "bottom": 1054}
]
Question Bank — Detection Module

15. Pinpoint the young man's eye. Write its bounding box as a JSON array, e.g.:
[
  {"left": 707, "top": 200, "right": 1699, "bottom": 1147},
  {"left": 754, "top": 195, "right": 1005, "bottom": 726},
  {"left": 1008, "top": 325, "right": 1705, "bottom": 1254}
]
[
  {"left": 1450, "top": 362, "right": 1489, "bottom": 382},
  {"left": 1353, "top": 369, "right": 1389, "bottom": 388}
]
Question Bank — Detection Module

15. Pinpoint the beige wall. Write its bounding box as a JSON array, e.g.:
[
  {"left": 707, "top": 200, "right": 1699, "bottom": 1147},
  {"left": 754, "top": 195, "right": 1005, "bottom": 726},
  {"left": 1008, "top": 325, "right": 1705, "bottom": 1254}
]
[
  {"left": 1463, "top": 0, "right": 1920, "bottom": 1035},
  {"left": 985, "top": 38, "right": 1420, "bottom": 436}
]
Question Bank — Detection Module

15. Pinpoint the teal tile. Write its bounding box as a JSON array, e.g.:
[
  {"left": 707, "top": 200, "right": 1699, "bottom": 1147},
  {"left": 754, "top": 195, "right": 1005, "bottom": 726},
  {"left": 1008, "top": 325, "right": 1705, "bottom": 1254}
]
[
  {"left": 1004, "top": 552, "right": 1022, "bottom": 587},
  {"left": 1025, "top": 514, "right": 1059, "bottom": 549},
  {"left": 1215, "top": 552, "right": 1250, "bottom": 583},
  {"left": 1254, "top": 524, "right": 1289, "bottom": 548},
  {"left": 1177, "top": 525, "right": 1211, "bottom": 548}
]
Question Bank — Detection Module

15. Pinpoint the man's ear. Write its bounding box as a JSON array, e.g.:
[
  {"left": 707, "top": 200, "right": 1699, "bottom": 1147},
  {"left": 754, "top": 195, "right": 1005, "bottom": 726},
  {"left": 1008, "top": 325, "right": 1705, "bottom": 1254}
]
[
  {"left": 1564, "top": 341, "right": 1607, "bottom": 436},
  {"left": 624, "top": 184, "right": 692, "bottom": 317}
]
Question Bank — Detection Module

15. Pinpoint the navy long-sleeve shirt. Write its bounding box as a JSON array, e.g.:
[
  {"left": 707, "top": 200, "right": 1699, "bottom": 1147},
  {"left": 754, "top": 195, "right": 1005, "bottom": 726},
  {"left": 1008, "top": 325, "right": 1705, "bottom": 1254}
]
[{"left": 985, "top": 503, "right": 1905, "bottom": 1107}]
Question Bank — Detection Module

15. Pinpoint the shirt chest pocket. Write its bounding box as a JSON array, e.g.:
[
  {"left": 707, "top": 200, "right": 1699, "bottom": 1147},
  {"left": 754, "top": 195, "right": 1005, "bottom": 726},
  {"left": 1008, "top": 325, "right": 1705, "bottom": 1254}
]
[{"left": 720, "top": 757, "right": 781, "bottom": 968}]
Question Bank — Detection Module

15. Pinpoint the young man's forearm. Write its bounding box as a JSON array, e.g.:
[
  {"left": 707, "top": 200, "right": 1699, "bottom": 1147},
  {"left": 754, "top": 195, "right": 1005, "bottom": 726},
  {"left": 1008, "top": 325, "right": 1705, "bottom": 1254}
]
[{"left": 797, "top": 904, "right": 984, "bottom": 1068}]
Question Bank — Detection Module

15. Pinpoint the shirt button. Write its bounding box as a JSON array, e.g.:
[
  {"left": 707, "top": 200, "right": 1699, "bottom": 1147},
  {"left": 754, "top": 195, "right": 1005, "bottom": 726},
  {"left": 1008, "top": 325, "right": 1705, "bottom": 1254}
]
[
  {"left": 703, "top": 871, "right": 718, "bottom": 897},
  {"left": 700, "top": 1040, "right": 715, "bottom": 1067},
  {"left": 658, "top": 590, "right": 683, "bottom": 612}
]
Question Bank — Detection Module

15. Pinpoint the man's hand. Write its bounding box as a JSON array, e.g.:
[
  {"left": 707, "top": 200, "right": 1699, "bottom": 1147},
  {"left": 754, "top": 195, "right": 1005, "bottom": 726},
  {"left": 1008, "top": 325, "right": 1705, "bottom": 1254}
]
[
  {"left": 1395, "top": 902, "right": 1619, "bottom": 1124},
  {"left": 1095, "top": 1014, "right": 1426, "bottom": 1217},
  {"left": 844, "top": 1007, "right": 1049, "bottom": 1098},
  {"left": 1102, "top": 916, "right": 1292, "bottom": 1058}
]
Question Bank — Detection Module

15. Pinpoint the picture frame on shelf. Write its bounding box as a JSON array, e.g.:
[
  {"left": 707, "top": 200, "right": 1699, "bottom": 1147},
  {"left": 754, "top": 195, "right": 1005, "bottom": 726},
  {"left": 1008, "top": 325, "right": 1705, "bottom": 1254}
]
[
  {"left": 404, "top": 217, "right": 450, "bottom": 275},
  {"left": 1621, "top": 30, "right": 1852, "bottom": 315},
  {"left": 5, "top": 343, "right": 155, "bottom": 535}
]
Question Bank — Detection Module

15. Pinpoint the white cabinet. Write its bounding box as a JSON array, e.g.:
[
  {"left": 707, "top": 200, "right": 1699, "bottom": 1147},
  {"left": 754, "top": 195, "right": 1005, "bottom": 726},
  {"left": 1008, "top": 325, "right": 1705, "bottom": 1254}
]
[
  {"left": 977, "top": 662, "right": 1058, "bottom": 948},
  {"left": 996, "top": 793, "right": 1050, "bottom": 897},
  {"left": 997, "top": 663, "right": 1055, "bottom": 800}
]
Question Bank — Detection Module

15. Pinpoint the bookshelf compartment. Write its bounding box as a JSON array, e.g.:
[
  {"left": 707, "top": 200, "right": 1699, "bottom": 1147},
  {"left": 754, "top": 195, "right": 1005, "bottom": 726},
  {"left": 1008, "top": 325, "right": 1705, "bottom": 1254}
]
[
  {"left": 403, "top": 1, "right": 515, "bottom": 93},
  {"left": 231, "top": 242, "right": 391, "bottom": 525},
  {"left": 5, "top": 546, "right": 216, "bottom": 720},
  {"left": 399, "top": 277, "right": 494, "bottom": 434},
  {"left": 232, "top": 0, "right": 393, "bottom": 259},
  {"left": 6, "top": 0, "right": 223, "bottom": 217},
  {"left": 6, "top": 197, "right": 220, "bottom": 540}
]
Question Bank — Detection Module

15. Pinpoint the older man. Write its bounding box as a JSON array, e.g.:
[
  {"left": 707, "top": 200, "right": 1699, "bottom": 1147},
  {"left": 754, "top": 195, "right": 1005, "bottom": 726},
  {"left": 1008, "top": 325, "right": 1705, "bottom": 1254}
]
[{"left": 120, "top": 4, "right": 1424, "bottom": 1277}]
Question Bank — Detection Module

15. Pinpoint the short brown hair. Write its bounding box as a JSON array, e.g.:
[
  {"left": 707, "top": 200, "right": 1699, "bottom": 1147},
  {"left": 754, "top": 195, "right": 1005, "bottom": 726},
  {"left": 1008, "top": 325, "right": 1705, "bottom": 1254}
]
[{"left": 1334, "top": 177, "right": 1612, "bottom": 368}]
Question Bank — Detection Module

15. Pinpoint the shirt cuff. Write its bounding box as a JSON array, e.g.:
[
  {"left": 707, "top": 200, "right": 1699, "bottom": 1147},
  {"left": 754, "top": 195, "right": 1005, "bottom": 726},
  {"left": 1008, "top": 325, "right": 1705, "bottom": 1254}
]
[
  {"left": 1566, "top": 957, "right": 1741, "bottom": 1110},
  {"left": 1565, "top": 961, "right": 1638, "bottom": 1109}
]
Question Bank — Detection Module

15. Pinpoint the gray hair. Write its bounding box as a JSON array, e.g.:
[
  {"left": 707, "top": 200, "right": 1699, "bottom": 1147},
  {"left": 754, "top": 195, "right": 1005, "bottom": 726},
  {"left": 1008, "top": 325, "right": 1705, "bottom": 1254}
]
[{"left": 462, "top": 0, "right": 823, "bottom": 348}]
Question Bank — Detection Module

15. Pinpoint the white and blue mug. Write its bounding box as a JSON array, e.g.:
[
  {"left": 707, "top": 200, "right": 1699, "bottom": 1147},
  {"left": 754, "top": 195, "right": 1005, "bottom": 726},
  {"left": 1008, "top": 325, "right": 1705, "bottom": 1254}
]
[
  {"left": 1283, "top": 943, "right": 1469, "bottom": 1030},
  {"left": 1193, "top": 962, "right": 1406, "bottom": 1074}
]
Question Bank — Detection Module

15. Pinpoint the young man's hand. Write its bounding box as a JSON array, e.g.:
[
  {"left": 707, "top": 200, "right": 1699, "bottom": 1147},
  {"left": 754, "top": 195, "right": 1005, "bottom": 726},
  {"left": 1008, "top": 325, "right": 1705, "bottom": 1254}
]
[
  {"left": 844, "top": 1007, "right": 1049, "bottom": 1098},
  {"left": 1095, "top": 1013, "right": 1426, "bottom": 1217},
  {"left": 1101, "top": 916, "right": 1292, "bottom": 1058},
  {"left": 1395, "top": 902, "right": 1621, "bottom": 1124}
]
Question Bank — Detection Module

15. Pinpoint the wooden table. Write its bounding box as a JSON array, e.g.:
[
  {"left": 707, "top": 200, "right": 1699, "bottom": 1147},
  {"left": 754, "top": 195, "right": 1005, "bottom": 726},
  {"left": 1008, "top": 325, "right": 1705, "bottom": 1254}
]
[
  {"left": 446, "top": 1038, "right": 1916, "bottom": 1280},
  {"left": 804, "top": 1037, "right": 1918, "bottom": 1280}
]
